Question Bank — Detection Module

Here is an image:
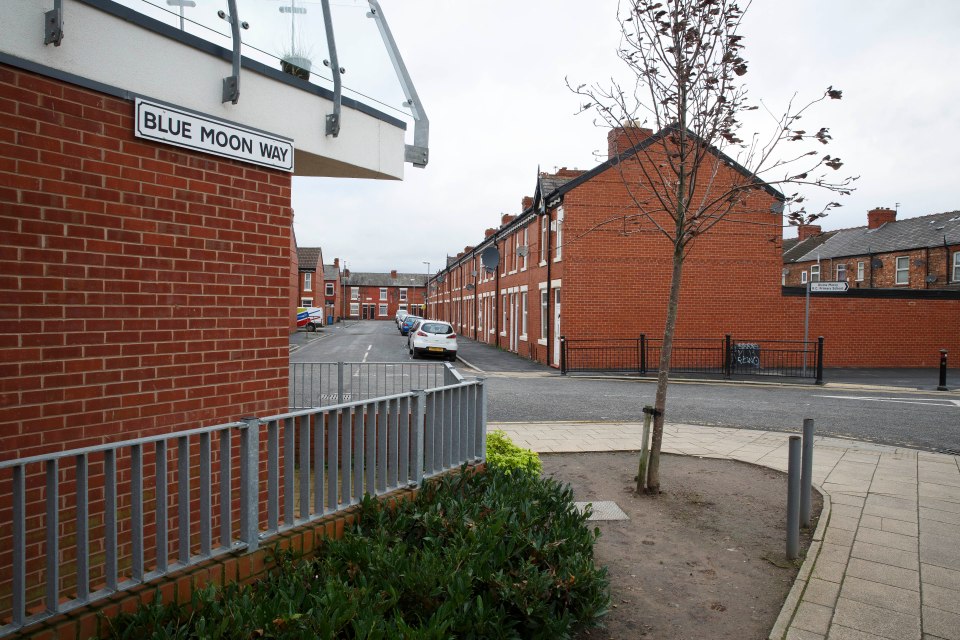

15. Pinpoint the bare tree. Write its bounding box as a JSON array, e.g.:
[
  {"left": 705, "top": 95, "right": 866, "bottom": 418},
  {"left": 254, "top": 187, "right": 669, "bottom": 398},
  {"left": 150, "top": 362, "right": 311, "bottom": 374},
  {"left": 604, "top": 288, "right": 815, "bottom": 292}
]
[{"left": 569, "top": 0, "right": 856, "bottom": 493}]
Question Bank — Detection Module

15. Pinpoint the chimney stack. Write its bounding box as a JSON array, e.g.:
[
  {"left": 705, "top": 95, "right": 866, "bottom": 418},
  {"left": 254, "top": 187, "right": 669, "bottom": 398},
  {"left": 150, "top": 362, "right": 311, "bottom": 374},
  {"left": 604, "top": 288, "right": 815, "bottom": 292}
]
[
  {"left": 867, "top": 207, "right": 896, "bottom": 229},
  {"left": 484, "top": 228, "right": 497, "bottom": 238},
  {"left": 797, "top": 224, "right": 822, "bottom": 241},
  {"left": 501, "top": 214, "right": 515, "bottom": 226},
  {"left": 344, "top": 268, "right": 350, "bottom": 277},
  {"left": 333, "top": 257, "right": 339, "bottom": 268},
  {"left": 521, "top": 196, "right": 534, "bottom": 211},
  {"left": 390, "top": 269, "right": 397, "bottom": 279},
  {"left": 608, "top": 123, "right": 654, "bottom": 158}
]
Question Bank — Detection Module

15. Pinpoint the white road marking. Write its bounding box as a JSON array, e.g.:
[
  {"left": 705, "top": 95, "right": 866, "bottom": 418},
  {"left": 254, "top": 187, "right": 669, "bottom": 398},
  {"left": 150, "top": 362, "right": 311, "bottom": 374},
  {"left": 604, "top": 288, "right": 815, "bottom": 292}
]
[{"left": 817, "top": 395, "right": 960, "bottom": 408}]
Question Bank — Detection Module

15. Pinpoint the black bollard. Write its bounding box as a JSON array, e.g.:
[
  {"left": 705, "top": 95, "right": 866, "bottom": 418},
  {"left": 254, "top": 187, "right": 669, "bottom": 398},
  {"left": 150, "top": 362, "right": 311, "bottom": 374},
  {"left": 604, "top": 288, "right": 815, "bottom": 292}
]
[{"left": 938, "top": 350, "right": 948, "bottom": 391}]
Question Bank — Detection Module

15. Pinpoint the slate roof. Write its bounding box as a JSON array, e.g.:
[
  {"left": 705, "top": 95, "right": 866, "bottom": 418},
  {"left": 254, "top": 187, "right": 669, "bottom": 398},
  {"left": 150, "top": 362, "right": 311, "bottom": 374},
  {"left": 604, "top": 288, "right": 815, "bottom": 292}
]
[
  {"left": 322, "top": 264, "right": 340, "bottom": 280},
  {"left": 343, "top": 272, "right": 427, "bottom": 287},
  {"left": 783, "top": 230, "right": 838, "bottom": 263},
  {"left": 788, "top": 211, "right": 960, "bottom": 263},
  {"left": 296, "top": 247, "right": 322, "bottom": 271}
]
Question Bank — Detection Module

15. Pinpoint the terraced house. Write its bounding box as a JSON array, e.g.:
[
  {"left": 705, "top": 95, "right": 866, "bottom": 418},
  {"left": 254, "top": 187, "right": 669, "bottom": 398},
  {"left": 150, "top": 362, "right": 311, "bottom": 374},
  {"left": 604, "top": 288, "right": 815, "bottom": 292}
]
[{"left": 343, "top": 270, "right": 426, "bottom": 320}]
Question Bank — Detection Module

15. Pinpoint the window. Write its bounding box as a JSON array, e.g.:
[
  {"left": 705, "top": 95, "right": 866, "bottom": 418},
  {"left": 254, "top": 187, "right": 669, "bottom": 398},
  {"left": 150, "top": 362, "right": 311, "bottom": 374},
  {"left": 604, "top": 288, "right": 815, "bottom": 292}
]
[
  {"left": 521, "top": 227, "right": 528, "bottom": 271},
  {"left": 554, "top": 207, "right": 564, "bottom": 261},
  {"left": 349, "top": 302, "right": 359, "bottom": 316},
  {"left": 836, "top": 264, "right": 847, "bottom": 282},
  {"left": 300, "top": 298, "right": 313, "bottom": 307},
  {"left": 399, "top": 304, "right": 407, "bottom": 312},
  {"left": 303, "top": 272, "right": 312, "bottom": 291},
  {"left": 540, "top": 289, "right": 548, "bottom": 339},
  {"left": 953, "top": 252, "right": 960, "bottom": 282},
  {"left": 801, "top": 271, "right": 808, "bottom": 284},
  {"left": 856, "top": 261, "right": 864, "bottom": 281},
  {"left": 399, "top": 288, "right": 407, "bottom": 301},
  {"left": 810, "top": 264, "right": 820, "bottom": 282},
  {"left": 379, "top": 304, "right": 387, "bottom": 316},
  {"left": 351, "top": 287, "right": 359, "bottom": 300},
  {"left": 501, "top": 294, "right": 507, "bottom": 334},
  {"left": 895, "top": 256, "right": 909, "bottom": 285},
  {"left": 325, "top": 282, "right": 334, "bottom": 296},
  {"left": 379, "top": 287, "right": 387, "bottom": 301},
  {"left": 521, "top": 292, "right": 528, "bottom": 337},
  {"left": 513, "top": 235, "right": 519, "bottom": 272},
  {"left": 540, "top": 216, "right": 548, "bottom": 264}
]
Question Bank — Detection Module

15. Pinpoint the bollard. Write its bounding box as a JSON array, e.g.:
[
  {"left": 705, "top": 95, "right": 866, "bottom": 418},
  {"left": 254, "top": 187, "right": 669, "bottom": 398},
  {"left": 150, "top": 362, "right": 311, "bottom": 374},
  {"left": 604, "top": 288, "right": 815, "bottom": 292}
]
[
  {"left": 938, "top": 350, "right": 949, "bottom": 391},
  {"left": 800, "top": 419, "right": 814, "bottom": 528},
  {"left": 787, "top": 435, "right": 801, "bottom": 560}
]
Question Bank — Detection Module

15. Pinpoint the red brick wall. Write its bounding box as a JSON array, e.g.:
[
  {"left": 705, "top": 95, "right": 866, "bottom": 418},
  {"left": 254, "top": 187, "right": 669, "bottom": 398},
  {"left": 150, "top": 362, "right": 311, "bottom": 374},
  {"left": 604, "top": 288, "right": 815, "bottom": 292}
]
[
  {"left": 289, "top": 232, "right": 298, "bottom": 331},
  {"left": 0, "top": 64, "right": 292, "bottom": 460},
  {"left": 785, "top": 244, "right": 960, "bottom": 289}
]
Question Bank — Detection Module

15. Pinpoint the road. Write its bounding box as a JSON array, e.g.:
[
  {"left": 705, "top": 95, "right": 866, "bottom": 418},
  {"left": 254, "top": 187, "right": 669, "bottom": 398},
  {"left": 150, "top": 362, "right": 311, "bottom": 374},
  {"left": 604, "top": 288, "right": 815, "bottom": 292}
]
[{"left": 292, "top": 321, "right": 960, "bottom": 454}]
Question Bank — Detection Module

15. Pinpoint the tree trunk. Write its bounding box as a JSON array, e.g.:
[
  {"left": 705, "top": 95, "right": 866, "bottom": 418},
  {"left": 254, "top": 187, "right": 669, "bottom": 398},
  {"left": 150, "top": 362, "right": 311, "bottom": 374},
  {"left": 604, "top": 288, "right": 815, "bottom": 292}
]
[{"left": 645, "top": 240, "right": 685, "bottom": 494}]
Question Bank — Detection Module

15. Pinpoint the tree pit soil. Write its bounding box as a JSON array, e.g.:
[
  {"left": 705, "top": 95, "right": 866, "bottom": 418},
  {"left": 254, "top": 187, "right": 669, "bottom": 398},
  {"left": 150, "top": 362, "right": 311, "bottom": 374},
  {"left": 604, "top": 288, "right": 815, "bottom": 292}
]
[{"left": 541, "top": 452, "right": 822, "bottom": 640}]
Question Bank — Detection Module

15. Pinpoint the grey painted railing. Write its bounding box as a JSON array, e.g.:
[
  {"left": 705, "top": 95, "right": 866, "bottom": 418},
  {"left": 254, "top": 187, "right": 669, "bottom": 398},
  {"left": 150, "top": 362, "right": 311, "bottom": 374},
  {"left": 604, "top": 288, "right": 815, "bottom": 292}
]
[
  {"left": 289, "top": 361, "right": 458, "bottom": 409},
  {"left": 0, "top": 375, "right": 486, "bottom": 637}
]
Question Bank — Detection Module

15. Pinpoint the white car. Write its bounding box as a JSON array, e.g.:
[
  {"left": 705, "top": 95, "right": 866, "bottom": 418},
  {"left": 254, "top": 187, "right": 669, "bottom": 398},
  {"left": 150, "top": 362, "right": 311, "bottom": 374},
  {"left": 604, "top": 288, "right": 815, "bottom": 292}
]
[
  {"left": 395, "top": 309, "right": 408, "bottom": 327},
  {"left": 409, "top": 320, "right": 458, "bottom": 361}
]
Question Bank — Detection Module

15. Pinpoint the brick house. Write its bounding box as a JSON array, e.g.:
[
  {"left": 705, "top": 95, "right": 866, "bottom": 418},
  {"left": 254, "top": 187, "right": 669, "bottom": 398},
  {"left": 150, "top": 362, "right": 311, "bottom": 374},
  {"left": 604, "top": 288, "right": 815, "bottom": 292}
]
[
  {"left": 783, "top": 208, "right": 960, "bottom": 289},
  {"left": 323, "top": 259, "right": 344, "bottom": 324},
  {"left": 344, "top": 270, "right": 427, "bottom": 320},
  {"left": 296, "top": 246, "right": 323, "bottom": 308},
  {"left": 427, "top": 124, "right": 786, "bottom": 367}
]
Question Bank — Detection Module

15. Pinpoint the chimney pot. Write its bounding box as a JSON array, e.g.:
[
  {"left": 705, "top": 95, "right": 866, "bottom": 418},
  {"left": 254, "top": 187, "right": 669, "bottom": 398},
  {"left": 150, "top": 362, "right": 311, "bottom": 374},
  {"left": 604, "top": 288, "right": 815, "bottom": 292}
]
[{"left": 867, "top": 207, "right": 897, "bottom": 230}]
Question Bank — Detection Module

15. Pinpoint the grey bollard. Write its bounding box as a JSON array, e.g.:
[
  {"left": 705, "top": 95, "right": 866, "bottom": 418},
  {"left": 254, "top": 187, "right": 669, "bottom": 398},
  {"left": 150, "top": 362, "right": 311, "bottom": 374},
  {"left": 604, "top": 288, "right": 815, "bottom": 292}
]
[
  {"left": 787, "top": 435, "right": 801, "bottom": 560},
  {"left": 800, "top": 418, "right": 814, "bottom": 528}
]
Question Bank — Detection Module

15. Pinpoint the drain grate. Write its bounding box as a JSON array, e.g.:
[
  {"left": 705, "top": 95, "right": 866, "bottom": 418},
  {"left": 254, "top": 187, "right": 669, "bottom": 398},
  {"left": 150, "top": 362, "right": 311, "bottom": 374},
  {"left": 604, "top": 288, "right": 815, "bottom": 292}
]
[
  {"left": 574, "top": 501, "right": 629, "bottom": 521},
  {"left": 937, "top": 449, "right": 960, "bottom": 456}
]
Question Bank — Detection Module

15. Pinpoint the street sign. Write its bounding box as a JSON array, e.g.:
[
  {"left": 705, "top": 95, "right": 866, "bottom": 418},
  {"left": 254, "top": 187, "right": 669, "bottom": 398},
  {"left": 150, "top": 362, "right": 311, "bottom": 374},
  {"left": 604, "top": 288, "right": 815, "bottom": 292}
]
[{"left": 810, "top": 282, "right": 849, "bottom": 292}]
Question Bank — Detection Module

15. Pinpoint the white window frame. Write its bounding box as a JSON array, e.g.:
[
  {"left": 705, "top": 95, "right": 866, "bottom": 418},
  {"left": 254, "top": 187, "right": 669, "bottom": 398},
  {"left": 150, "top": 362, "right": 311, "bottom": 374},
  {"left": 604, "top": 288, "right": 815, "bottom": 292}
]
[
  {"left": 349, "top": 302, "right": 359, "bottom": 316},
  {"left": 953, "top": 252, "right": 960, "bottom": 282},
  {"left": 895, "top": 256, "right": 909, "bottom": 285},
  {"left": 801, "top": 271, "right": 808, "bottom": 284},
  {"left": 520, "top": 291, "right": 528, "bottom": 339},
  {"left": 512, "top": 234, "right": 519, "bottom": 273},
  {"left": 501, "top": 294, "right": 507, "bottom": 336},
  {"left": 554, "top": 207, "right": 564, "bottom": 262},
  {"left": 539, "top": 285, "right": 548, "bottom": 345},
  {"left": 351, "top": 287, "right": 359, "bottom": 300},
  {"left": 810, "top": 264, "right": 820, "bottom": 283},
  {"left": 540, "top": 216, "right": 548, "bottom": 265},
  {"left": 300, "top": 298, "right": 313, "bottom": 307},
  {"left": 399, "top": 288, "right": 408, "bottom": 301},
  {"left": 399, "top": 304, "right": 407, "bottom": 312},
  {"left": 378, "top": 304, "right": 388, "bottom": 317},
  {"left": 856, "top": 261, "right": 864, "bottom": 281},
  {"left": 836, "top": 263, "right": 846, "bottom": 282},
  {"left": 521, "top": 227, "right": 528, "bottom": 271},
  {"left": 303, "top": 272, "right": 312, "bottom": 291},
  {"left": 379, "top": 287, "right": 388, "bottom": 301},
  {"left": 325, "top": 282, "right": 334, "bottom": 296}
]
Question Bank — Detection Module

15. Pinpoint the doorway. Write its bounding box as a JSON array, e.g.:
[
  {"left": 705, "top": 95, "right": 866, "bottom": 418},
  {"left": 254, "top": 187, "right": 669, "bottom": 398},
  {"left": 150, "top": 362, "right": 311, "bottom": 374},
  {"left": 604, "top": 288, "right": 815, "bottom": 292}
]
[{"left": 552, "top": 287, "right": 561, "bottom": 366}]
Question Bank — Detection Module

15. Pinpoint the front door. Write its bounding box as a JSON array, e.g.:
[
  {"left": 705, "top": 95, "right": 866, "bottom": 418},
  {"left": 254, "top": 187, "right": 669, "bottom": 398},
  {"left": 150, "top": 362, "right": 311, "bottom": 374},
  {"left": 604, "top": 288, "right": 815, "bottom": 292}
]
[
  {"left": 509, "top": 293, "right": 517, "bottom": 351},
  {"left": 552, "top": 288, "right": 561, "bottom": 366}
]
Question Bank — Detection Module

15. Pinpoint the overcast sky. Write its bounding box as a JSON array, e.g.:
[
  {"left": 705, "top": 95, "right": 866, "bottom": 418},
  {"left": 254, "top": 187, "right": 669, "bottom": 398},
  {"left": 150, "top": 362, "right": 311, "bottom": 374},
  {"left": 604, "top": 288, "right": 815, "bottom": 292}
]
[{"left": 291, "top": 0, "right": 960, "bottom": 274}]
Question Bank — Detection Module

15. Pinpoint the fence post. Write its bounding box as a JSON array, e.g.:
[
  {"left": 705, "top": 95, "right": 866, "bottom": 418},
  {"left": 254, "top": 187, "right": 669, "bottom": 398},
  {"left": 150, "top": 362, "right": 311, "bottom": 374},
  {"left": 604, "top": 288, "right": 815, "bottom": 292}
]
[
  {"left": 560, "top": 335, "right": 567, "bottom": 374},
  {"left": 239, "top": 416, "right": 261, "bottom": 552},
  {"left": 815, "top": 337, "right": 824, "bottom": 385},
  {"left": 724, "top": 334, "right": 732, "bottom": 379},
  {"left": 800, "top": 418, "right": 815, "bottom": 528},
  {"left": 938, "top": 349, "right": 949, "bottom": 391},
  {"left": 337, "top": 361, "right": 345, "bottom": 403},
  {"left": 640, "top": 334, "right": 646, "bottom": 374},
  {"left": 787, "top": 435, "right": 801, "bottom": 560},
  {"left": 412, "top": 389, "right": 425, "bottom": 485},
  {"left": 478, "top": 378, "right": 488, "bottom": 461}
]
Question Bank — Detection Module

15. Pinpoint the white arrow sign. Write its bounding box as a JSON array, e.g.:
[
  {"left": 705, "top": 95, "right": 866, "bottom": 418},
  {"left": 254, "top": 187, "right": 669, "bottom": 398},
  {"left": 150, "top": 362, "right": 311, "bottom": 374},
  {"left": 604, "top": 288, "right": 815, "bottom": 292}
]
[{"left": 810, "top": 282, "right": 849, "bottom": 292}]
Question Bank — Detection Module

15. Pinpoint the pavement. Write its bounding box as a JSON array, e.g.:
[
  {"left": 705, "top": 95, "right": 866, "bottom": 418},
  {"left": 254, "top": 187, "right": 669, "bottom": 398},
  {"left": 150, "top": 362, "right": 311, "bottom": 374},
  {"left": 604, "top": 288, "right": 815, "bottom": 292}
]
[{"left": 493, "top": 420, "right": 960, "bottom": 640}]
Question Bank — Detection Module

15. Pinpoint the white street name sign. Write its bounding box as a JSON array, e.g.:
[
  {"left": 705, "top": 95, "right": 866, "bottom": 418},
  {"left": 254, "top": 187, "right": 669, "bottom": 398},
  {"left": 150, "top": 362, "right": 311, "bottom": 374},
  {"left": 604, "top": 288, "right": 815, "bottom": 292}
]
[
  {"left": 135, "top": 98, "right": 294, "bottom": 172},
  {"left": 810, "top": 282, "right": 849, "bottom": 292}
]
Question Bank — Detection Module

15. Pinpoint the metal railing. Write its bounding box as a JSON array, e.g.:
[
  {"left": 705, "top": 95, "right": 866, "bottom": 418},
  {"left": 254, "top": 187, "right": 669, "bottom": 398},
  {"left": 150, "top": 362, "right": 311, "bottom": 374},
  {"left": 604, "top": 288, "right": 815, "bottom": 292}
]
[
  {"left": 560, "top": 334, "right": 824, "bottom": 383},
  {"left": 289, "top": 362, "right": 455, "bottom": 409},
  {"left": 0, "top": 374, "right": 485, "bottom": 637}
]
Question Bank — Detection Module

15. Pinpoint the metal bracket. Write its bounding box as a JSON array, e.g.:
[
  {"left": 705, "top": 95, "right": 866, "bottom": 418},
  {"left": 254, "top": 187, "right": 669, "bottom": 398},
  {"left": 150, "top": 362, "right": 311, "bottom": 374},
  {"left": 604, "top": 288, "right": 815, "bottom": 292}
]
[
  {"left": 367, "top": 1, "right": 429, "bottom": 167},
  {"left": 44, "top": 0, "right": 64, "bottom": 46},
  {"left": 219, "top": 0, "right": 247, "bottom": 105},
  {"left": 320, "top": 0, "right": 342, "bottom": 137},
  {"left": 642, "top": 406, "right": 662, "bottom": 418}
]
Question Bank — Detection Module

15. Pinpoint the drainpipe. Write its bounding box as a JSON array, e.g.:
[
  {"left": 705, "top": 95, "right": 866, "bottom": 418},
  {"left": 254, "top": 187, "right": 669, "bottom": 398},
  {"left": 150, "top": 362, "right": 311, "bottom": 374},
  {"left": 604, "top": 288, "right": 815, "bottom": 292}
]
[
  {"left": 945, "top": 235, "right": 951, "bottom": 285},
  {"left": 545, "top": 209, "right": 553, "bottom": 367},
  {"left": 473, "top": 254, "right": 479, "bottom": 341},
  {"left": 925, "top": 246, "right": 931, "bottom": 289},
  {"left": 494, "top": 238, "right": 501, "bottom": 342}
]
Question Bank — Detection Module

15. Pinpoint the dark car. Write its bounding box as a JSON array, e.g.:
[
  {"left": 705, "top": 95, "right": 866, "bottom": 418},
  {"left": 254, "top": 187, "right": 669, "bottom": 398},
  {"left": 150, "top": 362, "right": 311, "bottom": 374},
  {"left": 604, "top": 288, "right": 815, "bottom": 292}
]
[{"left": 399, "top": 315, "right": 421, "bottom": 336}]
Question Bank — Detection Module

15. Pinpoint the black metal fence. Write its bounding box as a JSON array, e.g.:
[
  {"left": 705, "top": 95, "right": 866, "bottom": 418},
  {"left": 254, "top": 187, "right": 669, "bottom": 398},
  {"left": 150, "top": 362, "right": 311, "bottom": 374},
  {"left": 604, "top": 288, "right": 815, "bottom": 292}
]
[{"left": 560, "top": 334, "right": 824, "bottom": 383}]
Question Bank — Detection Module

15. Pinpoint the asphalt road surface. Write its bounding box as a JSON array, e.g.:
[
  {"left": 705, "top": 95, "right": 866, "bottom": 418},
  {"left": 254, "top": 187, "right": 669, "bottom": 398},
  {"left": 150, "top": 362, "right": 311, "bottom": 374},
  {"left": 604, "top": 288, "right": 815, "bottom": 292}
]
[{"left": 292, "top": 321, "right": 960, "bottom": 454}]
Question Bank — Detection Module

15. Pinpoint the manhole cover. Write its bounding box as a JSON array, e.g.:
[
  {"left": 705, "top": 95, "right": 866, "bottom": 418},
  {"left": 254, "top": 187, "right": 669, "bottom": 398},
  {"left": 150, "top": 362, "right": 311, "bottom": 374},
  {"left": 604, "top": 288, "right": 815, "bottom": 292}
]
[{"left": 574, "top": 501, "right": 629, "bottom": 521}]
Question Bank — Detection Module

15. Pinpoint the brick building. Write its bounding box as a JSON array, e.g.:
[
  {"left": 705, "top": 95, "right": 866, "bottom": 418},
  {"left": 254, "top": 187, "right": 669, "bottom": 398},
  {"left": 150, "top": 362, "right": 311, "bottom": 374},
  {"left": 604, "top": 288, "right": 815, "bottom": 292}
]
[
  {"left": 296, "top": 246, "right": 324, "bottom": 308},
  {"left": 427, "top": 125, "right": 785, "bottom": 367},
  {"left": 783, "top": 208, "right": 960, "bottom": 290},
  {"left": 344, "top": 270, "right": 427, "bottom": 320},
  {"left": 323, "top": 259, "right": 344, "bottom": 324}
]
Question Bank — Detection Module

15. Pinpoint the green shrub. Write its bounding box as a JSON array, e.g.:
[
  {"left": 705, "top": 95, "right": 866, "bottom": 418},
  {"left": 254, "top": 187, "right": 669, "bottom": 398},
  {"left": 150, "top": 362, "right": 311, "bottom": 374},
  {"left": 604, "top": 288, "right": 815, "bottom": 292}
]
[
  {"left": 486, "top": 430, "right": 542, "bottom": 476},
  {"left": 105, "top": 468, "right": 608, "bottom": 639}
]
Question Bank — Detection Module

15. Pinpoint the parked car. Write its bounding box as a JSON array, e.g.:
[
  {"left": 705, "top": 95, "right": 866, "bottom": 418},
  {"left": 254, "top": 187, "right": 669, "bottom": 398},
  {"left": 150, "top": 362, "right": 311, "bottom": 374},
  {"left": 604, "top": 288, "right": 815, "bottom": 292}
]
[
  {"left": 409, "top": 320, "right": 457, "bottom": 361},
  {"left": 399, "top": 315, "right": 421, "bottom": 336},
  {"left": 395, "top": 309, "right": 408, "bottom": 328},
  {"left": 406, "top": 318, "right": 423, "bottom": 349},
  {"left": 296, "top": 307, "right": 324, "bottom": 332}
]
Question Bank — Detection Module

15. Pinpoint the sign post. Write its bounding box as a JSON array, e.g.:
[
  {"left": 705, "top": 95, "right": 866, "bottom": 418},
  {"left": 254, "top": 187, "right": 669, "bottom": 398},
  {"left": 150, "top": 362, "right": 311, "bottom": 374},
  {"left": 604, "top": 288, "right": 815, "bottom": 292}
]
[{"left": 804, "top": 281, "right": 849, "bottom": 374}]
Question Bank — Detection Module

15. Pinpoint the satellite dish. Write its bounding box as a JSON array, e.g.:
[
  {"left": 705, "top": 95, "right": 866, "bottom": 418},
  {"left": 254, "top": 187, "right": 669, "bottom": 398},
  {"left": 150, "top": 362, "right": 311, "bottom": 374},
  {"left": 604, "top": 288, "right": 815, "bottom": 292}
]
[
  {"left": 480, "top": 246, "right": 500, "bottom": 270},
  {"left": 437, "top": 274, "right": 445, "bottom": 283},
  {"left": 913, "top": 258, "right": 925, "bottom": 267},
  {"left": 465, "top": 283, "right": 475, "bottom": 291},
  {"left": 770, "top": 202, "right": 784, "bottom": 214},
  {"left": 517, "top": 246, "right": 529, "bottom": 257},
  {"left": 926, "top": 274, "right": 938, "bottom": 283},
  {"left": 781, "top": 268, "right": 790, "bottom": 276},
  {"left": 871, "top": 259, "right": 883, "bottom": 269}
]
